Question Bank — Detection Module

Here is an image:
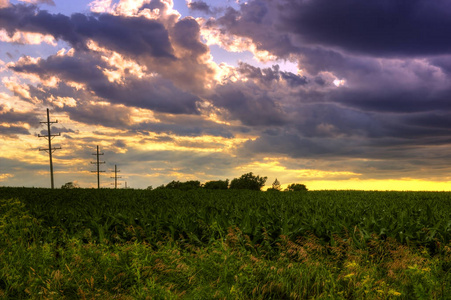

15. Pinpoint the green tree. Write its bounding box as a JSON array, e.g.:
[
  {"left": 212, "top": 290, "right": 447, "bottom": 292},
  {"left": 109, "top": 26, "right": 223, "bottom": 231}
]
[
  {"left": 165, "top": 180, "right": 201, "bottom": 191},
  {"left": 267, "top": 178, "right": 281, "bottom": 192},
  {"left": 61, "top": 182, "right": 79, "bottom": 189},
  {"left": 285, "top": 183, "right": 308, "bottom": 192},
  {"left": 204, "top": 179, "right": 229, "bottom": 190},
  {"left": 229, "top": 172, "right": 267, "bottom": 191}
]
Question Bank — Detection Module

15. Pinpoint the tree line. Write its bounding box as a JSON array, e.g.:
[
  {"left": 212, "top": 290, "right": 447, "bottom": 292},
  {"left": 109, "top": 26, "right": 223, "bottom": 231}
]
[{"left": 146, "top": 172, "right": 308, "bottom": 192}]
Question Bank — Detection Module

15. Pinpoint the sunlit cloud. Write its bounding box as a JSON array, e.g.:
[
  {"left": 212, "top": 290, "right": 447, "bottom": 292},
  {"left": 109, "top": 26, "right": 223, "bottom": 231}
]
[
  {"left": 90, "top": 0, "right": 181, "bottom": 22},
  {"left": 89, "top": 0, "right": 114, "bottom": 13},
  {"left": 200, "top": 20, "right": 277, "bottom": 63},
  {"left": 0, "top": 0, "right": 9, "bottom": 8},
  {"left": 0, "top": 173, "right": 13, "bottom": 181},
  {"left": 333, "top": 79, "right": 346, "bottom": 87},
  {"left": 2, "top": 77, "right": 33, "bottom": 102},
  {"left": 0, "top": 29, "right": 56, "bottom": 45}
]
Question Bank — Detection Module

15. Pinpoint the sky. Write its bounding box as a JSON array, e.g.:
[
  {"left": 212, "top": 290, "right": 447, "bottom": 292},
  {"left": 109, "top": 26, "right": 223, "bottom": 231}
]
[{"left": 1, "top": 0, "right": 451, "bottom": 190}]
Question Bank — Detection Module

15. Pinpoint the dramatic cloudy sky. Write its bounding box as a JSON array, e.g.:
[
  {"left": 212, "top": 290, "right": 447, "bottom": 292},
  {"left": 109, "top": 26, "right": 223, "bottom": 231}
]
[{"left": 2, "top": 0, "right": 451, "bottom": 190}]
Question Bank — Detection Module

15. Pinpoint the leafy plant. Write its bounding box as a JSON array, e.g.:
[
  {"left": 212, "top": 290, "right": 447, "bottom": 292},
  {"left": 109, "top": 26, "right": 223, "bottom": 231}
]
[
  {"left": 203, "top": 179, "right": 229, "bottom": 190},
  {"left": 229, "top": 173, "right": 267, "bottom": 191},
  {"left": 267, "top": 178, "right": 281, "bottom": 192},
  {"left": 61, "top": 182, "right": 79, "bottom": 189},
  {"left": 285, "top": 183, "right": 308, "bottom": 192},
  {"left": 164, "top": 180, "right": 201, "bottom": 191}
]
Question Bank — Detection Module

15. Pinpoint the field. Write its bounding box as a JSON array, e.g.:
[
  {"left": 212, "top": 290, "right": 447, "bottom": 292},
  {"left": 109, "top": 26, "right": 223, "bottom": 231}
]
[{"left": 0, "top": 187, "right": 450, "bottom": 299}]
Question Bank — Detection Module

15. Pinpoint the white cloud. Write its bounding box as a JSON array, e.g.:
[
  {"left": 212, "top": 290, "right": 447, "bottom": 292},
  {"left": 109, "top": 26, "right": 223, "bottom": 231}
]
[
  {"left": 0, "top": 29, "right": 56, "bottom": 46},
  {"left": 89, "top": 0, "right": 114, "bottom": 13}
]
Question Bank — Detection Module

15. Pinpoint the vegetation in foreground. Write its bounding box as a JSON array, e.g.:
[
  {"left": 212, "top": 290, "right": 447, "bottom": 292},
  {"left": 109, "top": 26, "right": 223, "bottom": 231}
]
[{"left": 0, "top": 187, "right": 450, "bottom": 299}]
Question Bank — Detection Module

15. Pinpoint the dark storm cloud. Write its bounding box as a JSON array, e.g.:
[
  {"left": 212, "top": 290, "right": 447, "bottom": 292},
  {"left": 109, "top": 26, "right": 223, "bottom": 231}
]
[
  {"left": 0, "top": 104, "right": 40, "bottom": 128},
  {"left": 237, "top": 63, "right": 307, "bottom": 87},
  {"left": 209, "top": 2, "right": 298, "bottom": 58},
  {"left": 295, "top": 46, "right": 381, "bottom": 77},
  {"left": 0, "top": 106, "right": 37, "bottom": 137},
  {"left": 0, "top": 4, "right": 175, "bottom": 58},
  {"left": 279, "top": 71, "right": 307, "bottom": 87},
  {"left": 172, "top": 17, "right": 209, "bottom": 58},
  {"left": 112, "top": 139, "right": 126, "bottom": 149},
  {"left": 11, "top": 52, "right": 201, "bottom": 114},
  {"left": 238, "top": 130, "right": 451, "bottom": 165},
  {"left": 187, "top": 1, "right": 213, "bottom": 14},
  {"left": 332, "top": 88, "right": 451, "bottom": 114},
  {"left": 211, "top": 0, "right": 451, "bottom": 58},
  {"left": 39, "top": 126, "right": 76, "bottom": 136},
  {"left": 238, "top": 63, "right": 279, "bottom": 85},
  {"left": 279, "top": 0, "right": 451, "bottom": 57},
  {"left": 283, "top": 87, "right": 451, "bottom": 141},
  {"left": 93, "top": 77, "right": 200, "bottom": 115},
  {"left": 133, "top": 122, "right": 231, "bottom": 138},
  {"left": 63, "top": 103, "right": 134, "bottom": 128},
  {"left": 239, "top": 133, "right": 363, "bottom": 159},
  {"left": 429, "top": 56, "right": 451, "bottom": 75},
  {"left": 2, "top": 2, "right": 219, "bottom": 96},
  {"left": 0, "top": 124, "right": 30, "bottom": 136},
  {"left": 9, "top": 51, "right": 228, "bottom": 136},
  {"left": 132, "top": 113, "right": 235, "bottom": 138},
  {"left": 403, "top": 112, "right": 451, "bottom": 131},
  {"left": 211, "top": 81, "right": 288, "bottom": 126},
  {"left": 11, "top": 52, "right": 107, "bottom": 84}
]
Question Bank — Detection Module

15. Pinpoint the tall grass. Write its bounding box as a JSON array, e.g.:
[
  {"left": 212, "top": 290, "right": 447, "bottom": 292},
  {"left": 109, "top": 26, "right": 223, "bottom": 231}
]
[
  {"left": 0, "top": 188, "right": 450, "bottom": 298},
  {"left": 1, "top": 188, "right": 449, "bottom": 249}
]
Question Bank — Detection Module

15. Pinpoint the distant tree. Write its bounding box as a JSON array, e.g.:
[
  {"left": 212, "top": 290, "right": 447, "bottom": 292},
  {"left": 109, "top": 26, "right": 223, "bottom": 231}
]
[
  {"left": 165, "top": 180, "right": 201, "bottom": 191},
  {"left": 204, "top": 179, "right": 229, "bottom": 190},
  {"left": 229, "top": 172, "right": 267, "bottom": 191},
  {"left": 61, "top": 182, "right": 79, "bottom": 189},
  {"left": 154, "top": 184, "right": 165, "bottom": 190},
  {"left": 146, "top": 185, "right": 153, "bottom": 190},
  {"left": 267, "top": 178, "right": 281, "bottom": 192},
  {"left": 285, "top": 183, "right": 308, "bottom": 192}
]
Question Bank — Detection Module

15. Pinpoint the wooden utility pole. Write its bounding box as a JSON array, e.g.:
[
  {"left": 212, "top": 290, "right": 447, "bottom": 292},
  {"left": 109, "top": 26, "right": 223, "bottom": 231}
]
[
  {"left": 110, "top": 164, "right": 121, "bottom": 189},
  {"left": 91, "top": 145, "right": 105, "bottom": 189},
  {"left": 38, "top": 108, "right": 61, "bottom": 189}
]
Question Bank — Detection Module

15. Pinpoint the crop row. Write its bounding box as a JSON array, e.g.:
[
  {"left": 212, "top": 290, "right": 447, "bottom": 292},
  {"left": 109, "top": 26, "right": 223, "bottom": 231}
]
[{"left": 0, "top": 187, "right": 450, "bottom": 253}]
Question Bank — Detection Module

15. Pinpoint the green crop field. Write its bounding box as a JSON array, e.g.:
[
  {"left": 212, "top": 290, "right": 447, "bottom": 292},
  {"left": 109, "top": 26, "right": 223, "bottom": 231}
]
[{"left": 0, "top": 187, "right": 450, "bottom": 299}]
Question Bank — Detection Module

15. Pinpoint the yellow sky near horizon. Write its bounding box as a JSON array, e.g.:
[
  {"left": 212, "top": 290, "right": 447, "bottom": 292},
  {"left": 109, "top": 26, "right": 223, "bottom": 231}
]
[{"left": 291, "top": 179, "right": 451, "bottom": 192}]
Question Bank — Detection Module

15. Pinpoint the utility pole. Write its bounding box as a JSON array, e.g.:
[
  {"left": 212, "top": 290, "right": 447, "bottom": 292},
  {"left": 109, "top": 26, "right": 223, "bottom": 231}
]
[
  {"left": 91, "top": 145, "right": 105, "bottom": 189},
  {"left": 110, "top": 164, "right": 121, "bottom": 189},
  {"left": 38, "top": 108, "right": 61, "bottom": 189}
]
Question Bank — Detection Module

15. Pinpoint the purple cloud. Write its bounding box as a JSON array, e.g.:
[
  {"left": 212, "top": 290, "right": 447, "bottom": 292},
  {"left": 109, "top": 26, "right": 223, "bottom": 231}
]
[{"left": 0, "top": 4, "right": 175, "bottom": 59}]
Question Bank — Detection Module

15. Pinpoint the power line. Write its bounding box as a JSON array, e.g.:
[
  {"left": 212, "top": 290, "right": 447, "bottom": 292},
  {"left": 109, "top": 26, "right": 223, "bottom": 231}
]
[
  {"left": 91, "top": 145, "right": 105, "bottom": 189},
  {"left": 38, "top": 108, "right": 61, "bottom": 189},
  {"left": 110, "top": 164, "right": 122, "bottom": 189}
]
